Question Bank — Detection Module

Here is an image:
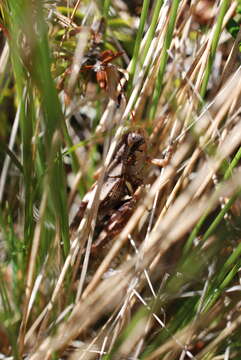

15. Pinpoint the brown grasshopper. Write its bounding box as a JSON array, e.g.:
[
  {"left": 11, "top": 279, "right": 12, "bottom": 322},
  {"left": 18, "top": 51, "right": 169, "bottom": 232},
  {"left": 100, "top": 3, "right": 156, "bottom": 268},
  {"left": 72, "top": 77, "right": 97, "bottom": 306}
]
[{"left": 70, "top": 129, "right": 147, "bottom": 248}]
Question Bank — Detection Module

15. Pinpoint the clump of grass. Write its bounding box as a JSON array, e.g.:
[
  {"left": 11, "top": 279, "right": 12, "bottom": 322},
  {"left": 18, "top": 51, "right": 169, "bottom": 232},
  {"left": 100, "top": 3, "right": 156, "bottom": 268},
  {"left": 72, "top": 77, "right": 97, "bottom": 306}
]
[{"left": 1, "top": 1, "right": 241, "bottom": 359}]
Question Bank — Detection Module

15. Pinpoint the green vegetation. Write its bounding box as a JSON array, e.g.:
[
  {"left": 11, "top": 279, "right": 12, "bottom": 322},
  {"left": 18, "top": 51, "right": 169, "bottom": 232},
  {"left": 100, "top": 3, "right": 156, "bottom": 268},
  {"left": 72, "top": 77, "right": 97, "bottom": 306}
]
[{"left": 0, "top": 0, "right": 241, "bottom": 359}]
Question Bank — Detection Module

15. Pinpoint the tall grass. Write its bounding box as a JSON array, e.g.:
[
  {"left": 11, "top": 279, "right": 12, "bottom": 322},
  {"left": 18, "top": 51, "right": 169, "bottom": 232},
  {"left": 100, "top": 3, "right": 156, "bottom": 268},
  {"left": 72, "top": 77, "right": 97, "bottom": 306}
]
[{"left": 0, "top": 0, "right": 241, "bottom": 359}]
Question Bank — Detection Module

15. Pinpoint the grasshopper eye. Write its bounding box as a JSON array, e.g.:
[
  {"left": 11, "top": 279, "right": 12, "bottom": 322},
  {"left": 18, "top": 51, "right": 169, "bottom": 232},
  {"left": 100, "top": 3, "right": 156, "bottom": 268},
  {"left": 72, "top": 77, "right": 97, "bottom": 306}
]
[
  {"left": 127, "top": 132, "right": 146, "bottom": 153},
  {"left": 127, "top": 133, "right": 135, "bottom": 146},
  {"left": 127, "top": 132, "right": 141, "bottom": 146}
]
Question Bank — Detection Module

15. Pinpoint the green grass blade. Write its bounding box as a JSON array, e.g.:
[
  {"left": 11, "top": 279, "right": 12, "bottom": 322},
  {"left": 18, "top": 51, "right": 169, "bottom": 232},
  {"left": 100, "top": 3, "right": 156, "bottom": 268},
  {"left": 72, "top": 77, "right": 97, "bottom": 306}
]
[
  {"left": 128, "top": 0, "right": 150, "bottom": 92},
  {"left": 141, "top": 0, "right": 164, "bottom": 62},
  {"left": 103, "top": 0, "right": 111, "bottom": 19},
  {"left": 200, "top": 0, "right": 231, "bottom": 100},
  {"left": 149, "top": 0, "right": 180, "bottom": 120}
]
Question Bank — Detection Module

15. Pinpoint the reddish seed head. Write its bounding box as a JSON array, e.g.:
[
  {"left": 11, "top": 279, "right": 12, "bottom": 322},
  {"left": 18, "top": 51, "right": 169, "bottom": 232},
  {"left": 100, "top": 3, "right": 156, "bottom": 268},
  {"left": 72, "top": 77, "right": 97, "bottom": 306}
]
[{"left": 96, "top": 71, "right": 107, "bottom": 89}]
